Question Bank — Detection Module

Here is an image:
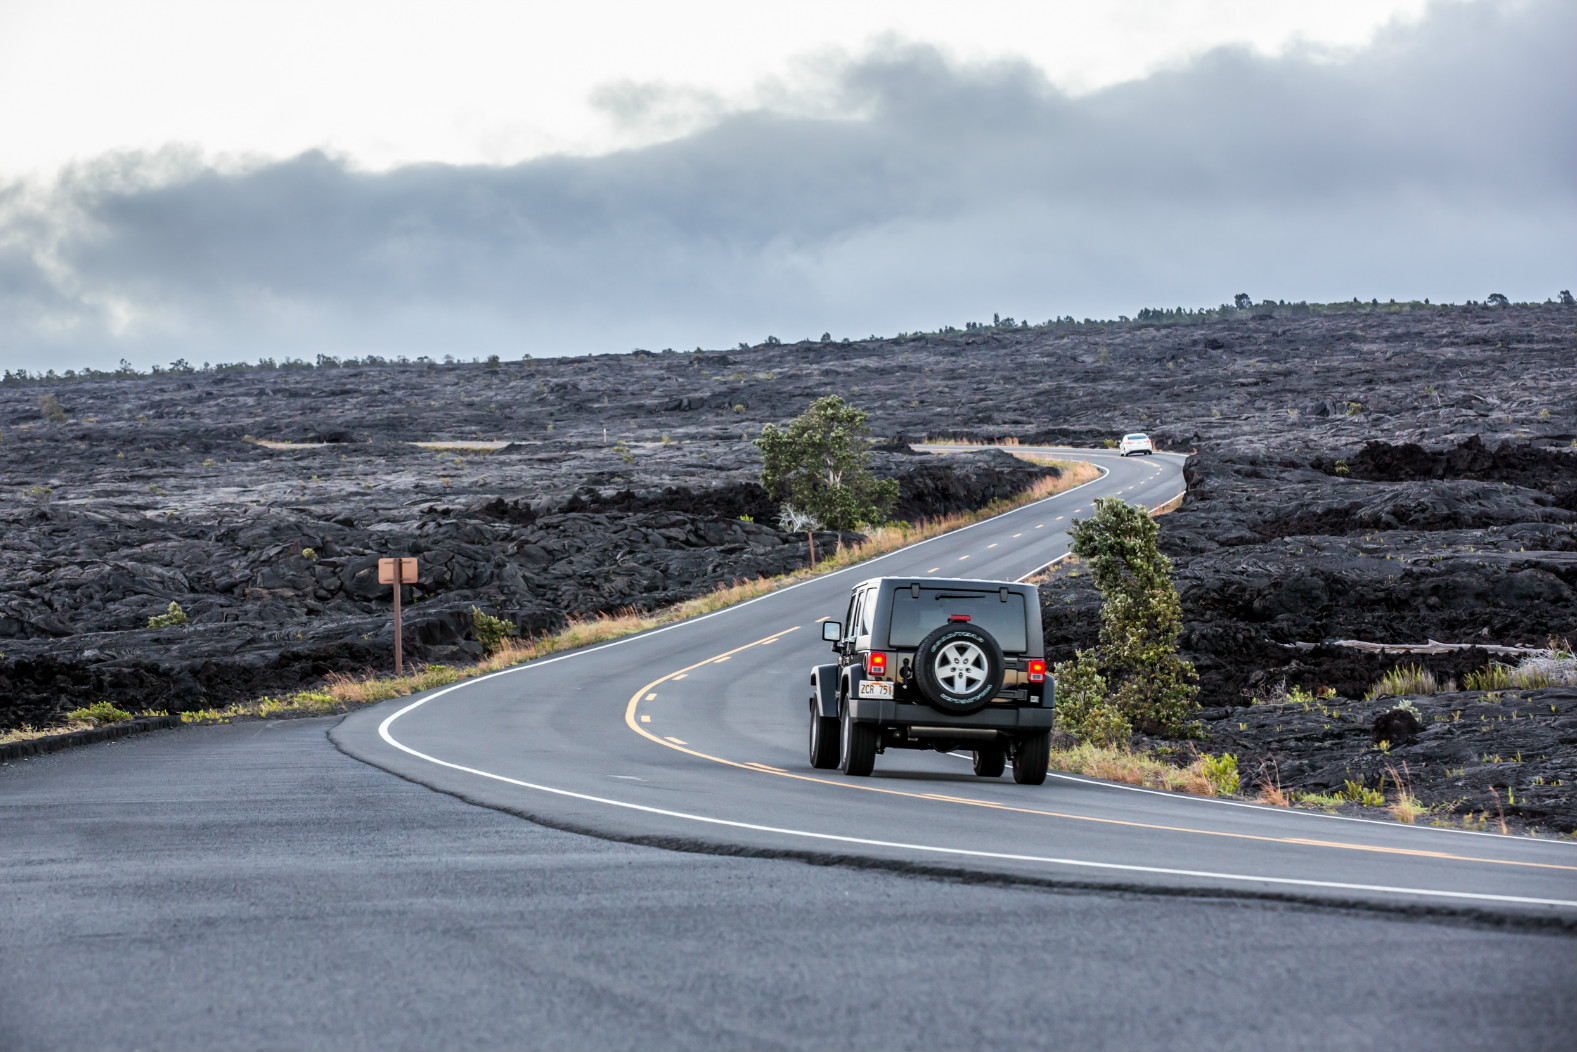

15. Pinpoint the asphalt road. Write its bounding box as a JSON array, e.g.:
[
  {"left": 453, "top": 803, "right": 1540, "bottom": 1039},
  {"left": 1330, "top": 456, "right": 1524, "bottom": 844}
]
[
  {"left": 336, "top": 449, "right": 1577, "bottom": 920},
  {"left": 5, "top": 447, "right": 1576, "bottom": 1050}
]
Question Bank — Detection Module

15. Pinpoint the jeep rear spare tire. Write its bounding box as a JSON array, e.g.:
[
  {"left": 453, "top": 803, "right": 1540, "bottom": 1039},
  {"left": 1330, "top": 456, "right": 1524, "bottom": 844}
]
[{"left": 913, "top": 622, "right": 1005, "bottom": 715}]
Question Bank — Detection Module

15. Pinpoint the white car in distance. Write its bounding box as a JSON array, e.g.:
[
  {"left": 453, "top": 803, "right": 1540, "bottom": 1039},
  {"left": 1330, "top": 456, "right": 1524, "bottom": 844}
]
[{"left": 1118, "top": 432, "right": 1154, "bottom": 456}]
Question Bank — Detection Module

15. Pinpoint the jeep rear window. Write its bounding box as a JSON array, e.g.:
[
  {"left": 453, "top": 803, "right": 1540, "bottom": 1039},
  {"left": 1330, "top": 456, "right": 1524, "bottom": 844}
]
[{"left": 887, "top": 589, "right": 1028, "bottom": 652}]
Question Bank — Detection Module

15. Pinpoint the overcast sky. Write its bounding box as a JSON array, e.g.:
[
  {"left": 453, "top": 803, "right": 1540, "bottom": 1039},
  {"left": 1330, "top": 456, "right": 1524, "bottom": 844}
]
[{"left": 1, "top": 0, "right": 1571, "bottom": 371}]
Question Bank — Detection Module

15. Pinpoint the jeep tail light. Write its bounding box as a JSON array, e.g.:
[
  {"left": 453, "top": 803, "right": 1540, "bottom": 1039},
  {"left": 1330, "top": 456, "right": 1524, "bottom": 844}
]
[
  {"left": 1027, "top": 659, "right": 1046, "bottom": 683},
  {"left": 948, "top": 614, "right": 971, "bottom": 622},
  {"left": 866, "top": 651, "right": 888, "bottom": 678}
]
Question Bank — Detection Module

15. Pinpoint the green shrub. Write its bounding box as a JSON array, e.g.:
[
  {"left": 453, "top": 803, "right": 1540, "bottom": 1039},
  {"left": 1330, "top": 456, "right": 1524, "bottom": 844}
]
[
  {"left": 1285, "top": 684, "right": 1315, "bottom": 705},
  {"left": 1200, "top": 752, "right": 1239, "bottom": 795},
  {"left": 1052, "top": 656, "right": 1131, "bottom": 745},
  {"left": 1342, "top": 779, "right": 1386, "bottom": 807},
  {"left": 471, "top": 607, "right": 515, "bottom": 655},
  {"left": 147, "top": 601, "right": 189, "bottom": 629},
  {"left": 1060, "top": 497, "right": 1200, "bottom": 736},
  {"left": 67, "top": 701, "right": 133, "bottom": 726},
  {"left": 39, "top": 393, "right": 66, "bottom": 423}
]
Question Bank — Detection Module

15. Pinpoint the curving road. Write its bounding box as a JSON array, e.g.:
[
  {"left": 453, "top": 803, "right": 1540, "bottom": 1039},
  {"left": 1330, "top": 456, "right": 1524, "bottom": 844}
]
[
  {"left": 335, "top": 448, "right": 1577, "bottom": 921},
  {"left": 7, "top": 447, "right": 1577, "bottom": 1049}
]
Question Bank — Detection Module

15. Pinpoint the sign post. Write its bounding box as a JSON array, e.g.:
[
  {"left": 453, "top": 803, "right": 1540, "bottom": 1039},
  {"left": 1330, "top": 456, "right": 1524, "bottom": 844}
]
[{"left": 378, "top": 557, "right": 419, "bottom": 674}]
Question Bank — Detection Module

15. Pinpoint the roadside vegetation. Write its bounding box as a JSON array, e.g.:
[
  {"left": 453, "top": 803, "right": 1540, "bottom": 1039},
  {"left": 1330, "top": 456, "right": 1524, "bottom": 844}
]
[{"left": 5, "top": 444, "right": 1099, "bottom": 741}]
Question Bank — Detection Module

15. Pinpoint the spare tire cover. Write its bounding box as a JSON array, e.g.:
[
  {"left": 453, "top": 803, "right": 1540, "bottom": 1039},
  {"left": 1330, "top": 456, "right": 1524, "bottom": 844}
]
[{"left": 913, "top": 622, "right": 1005, "bottom": 715}]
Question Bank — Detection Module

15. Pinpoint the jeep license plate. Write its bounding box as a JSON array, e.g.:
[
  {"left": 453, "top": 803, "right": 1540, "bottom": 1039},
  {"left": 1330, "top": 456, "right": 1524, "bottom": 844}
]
[{"left": 858, "top": 680, "right": 893, "bottom": 700}]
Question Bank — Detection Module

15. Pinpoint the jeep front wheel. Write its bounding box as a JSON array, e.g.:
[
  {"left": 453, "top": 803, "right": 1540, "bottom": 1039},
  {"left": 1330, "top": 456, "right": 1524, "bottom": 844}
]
[{"left": 809, "top": 697, "right": 840, "bottom": 769}]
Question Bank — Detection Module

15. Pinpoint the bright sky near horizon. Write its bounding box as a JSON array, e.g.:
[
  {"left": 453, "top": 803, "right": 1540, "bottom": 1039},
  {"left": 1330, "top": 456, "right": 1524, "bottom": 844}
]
[
  {"left": 2, "top": 0, "right": 1569, "bottom": 371},
  {"left": 0, "top": 0, "right": 1431, "bottom": 177}
]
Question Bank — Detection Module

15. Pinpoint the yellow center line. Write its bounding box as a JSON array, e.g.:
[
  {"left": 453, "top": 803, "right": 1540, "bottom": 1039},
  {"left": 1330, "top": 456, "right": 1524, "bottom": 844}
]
[{"left": 624, "top": 631, "right": 1577, "bottom": 876}]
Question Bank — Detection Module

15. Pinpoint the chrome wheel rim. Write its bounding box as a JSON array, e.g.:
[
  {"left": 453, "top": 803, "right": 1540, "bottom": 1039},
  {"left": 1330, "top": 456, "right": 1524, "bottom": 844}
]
[{"left": 934, "top": 641, "right": 987, "bottom": 694}]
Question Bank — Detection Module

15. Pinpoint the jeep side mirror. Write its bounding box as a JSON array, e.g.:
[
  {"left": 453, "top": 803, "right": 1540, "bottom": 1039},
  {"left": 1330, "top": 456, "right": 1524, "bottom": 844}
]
[{"left": 821, "top": 620, "right": 842, "bottom": 643}]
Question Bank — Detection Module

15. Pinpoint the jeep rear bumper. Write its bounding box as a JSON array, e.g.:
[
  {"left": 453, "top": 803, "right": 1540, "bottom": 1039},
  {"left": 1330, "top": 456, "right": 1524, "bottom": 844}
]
[{"left": 849, "top": 696, "right": 1054, "bottom": 731}]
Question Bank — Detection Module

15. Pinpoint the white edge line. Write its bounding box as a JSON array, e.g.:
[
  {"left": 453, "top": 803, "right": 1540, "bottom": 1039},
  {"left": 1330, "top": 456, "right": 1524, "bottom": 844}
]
[{"left": 375, "top": 697, "right": 1577, "bottom": 911}]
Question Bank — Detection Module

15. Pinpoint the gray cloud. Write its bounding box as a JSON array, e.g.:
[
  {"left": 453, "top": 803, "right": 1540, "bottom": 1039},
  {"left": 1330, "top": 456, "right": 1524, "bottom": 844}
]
[{"left": 2, "top": 0, "right": 1572, "bottom": 371}]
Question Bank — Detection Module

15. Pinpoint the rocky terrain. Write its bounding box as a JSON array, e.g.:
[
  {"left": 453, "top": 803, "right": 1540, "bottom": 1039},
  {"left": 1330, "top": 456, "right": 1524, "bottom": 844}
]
[
  {"left": 0, "top": 425, "right": 1053, "bottom": 728},
  {"left": 3, "top": 301, "right": 1575, "bottom": 829}
]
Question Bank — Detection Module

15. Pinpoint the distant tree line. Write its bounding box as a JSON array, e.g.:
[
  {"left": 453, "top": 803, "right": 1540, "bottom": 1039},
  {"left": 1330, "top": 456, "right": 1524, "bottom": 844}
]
[{"left": 5, "top": 292, "right": 1571, "bottom": 387}]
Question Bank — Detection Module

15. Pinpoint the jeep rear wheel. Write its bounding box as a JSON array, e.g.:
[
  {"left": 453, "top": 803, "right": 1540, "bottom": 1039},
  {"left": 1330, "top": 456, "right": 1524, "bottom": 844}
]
[
  {"left": 839, "top": 696, "right": 877, "bottom": 777},
  {"left": 809, "top": 697, "right": 840, "bottom": 769},
  {"left": 1012, "top": 730, "right": 1051, "bottom": 785},
  {"left": 913, "top": 623, "right": 1005, "bottom": 715}
]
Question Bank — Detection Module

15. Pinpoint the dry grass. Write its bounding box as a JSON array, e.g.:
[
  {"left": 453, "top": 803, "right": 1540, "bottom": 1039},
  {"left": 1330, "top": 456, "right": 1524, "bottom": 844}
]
[
  {"left": 1385, "top": 763, "right": 1423, "bottom": 823},
  {"left": 1049, "top": 742, "right": 1226, "bottom": 796},
  {"left": 1463, "top": 657, "right": 1577, "bottom": 692},
  {"left": 1365, "top": 663, "right": 1454, "bottom": 700},
  {"left": 1150, "top": 490, "right": 1186, "bottom": 516},
  {"left": 0, "top": 720, "right": 96, "bottom": 746},
  {"left": 1258, "top": 783, "right": 1290, "bottom": 807},
  {"left": 922, "top": 435, "right": 1024, "bottom": 448}
]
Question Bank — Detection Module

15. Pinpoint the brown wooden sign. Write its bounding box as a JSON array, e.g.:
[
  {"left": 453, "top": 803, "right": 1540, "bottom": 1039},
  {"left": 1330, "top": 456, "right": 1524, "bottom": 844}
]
[
  {"left": 378, "top": 557, "right": 418, "bottom": 674},
  {"left": 378, "top": 557, "right": 418, "bottom": 584}
]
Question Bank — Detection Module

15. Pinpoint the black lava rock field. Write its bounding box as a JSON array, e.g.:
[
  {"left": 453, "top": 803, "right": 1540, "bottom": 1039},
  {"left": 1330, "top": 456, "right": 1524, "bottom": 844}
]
[{"left": 3, "top": 302, "right": 1574, "bottom": 831}]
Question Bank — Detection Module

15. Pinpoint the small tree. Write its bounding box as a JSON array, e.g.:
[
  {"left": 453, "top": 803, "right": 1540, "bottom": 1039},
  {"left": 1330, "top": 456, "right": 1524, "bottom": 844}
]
[
  {"left": 757, "top": 395, "right": 898, "bottom": 543},
  {"left": 39, "top": 393, "right": 66, "bottom": 423},
  {"left": 470, "top": 606, "right": 514, "bottom": 655},
  {"left": 1053, "top": 497, "right": 1198, "bottom": 738},
  {"left": 1233, "top": 293, "right": 1252, "bottom": 310},
  {"left": 1486, "top": 292, "right": 1510, "bottom": 307},
  {"left": 148, "top": 601, "right": 189, "bottom": 629},
  {"left": 1558, "top": 290, "right": 1573, "bottom": 306}
]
